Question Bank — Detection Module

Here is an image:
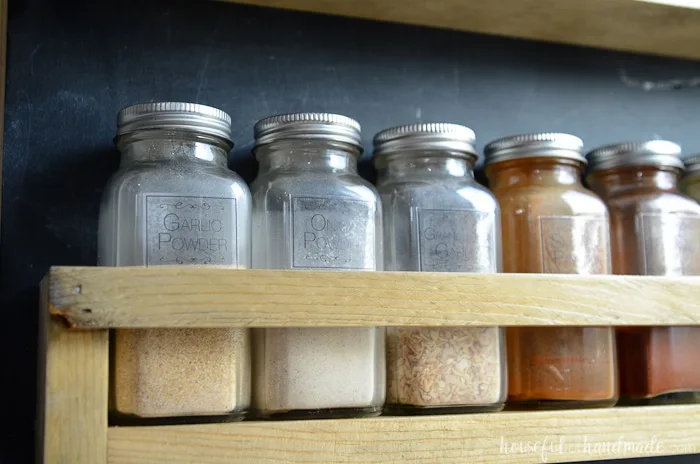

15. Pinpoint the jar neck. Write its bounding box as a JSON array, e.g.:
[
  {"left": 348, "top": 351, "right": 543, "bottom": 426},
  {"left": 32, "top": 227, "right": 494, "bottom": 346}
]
[
  {"left": 587, "top": 166, "right": 682, "bottom": 198},
  {"left": 486, "top": 157, "right": 585, "bottom": 189},
  {"left": 255, "top": 140, "right": 360, "bottom": 174},
  {"left": 117, "top": 130, "right": 230, "bottom": 168},
  {"left": 376, "top": 153, "right": 475, "bottom": 183}
]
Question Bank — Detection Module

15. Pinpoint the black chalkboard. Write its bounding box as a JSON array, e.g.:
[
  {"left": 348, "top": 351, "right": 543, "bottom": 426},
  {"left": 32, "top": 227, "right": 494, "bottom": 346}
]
[{"left": 2, "top": 0, "right": 700, "bottom": 461}]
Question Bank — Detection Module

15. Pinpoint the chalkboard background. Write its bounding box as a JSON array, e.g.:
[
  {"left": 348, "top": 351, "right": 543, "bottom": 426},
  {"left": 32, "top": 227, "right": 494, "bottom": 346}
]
[{"left": 2, "top": 0, "right": 700, "bottom": 461}]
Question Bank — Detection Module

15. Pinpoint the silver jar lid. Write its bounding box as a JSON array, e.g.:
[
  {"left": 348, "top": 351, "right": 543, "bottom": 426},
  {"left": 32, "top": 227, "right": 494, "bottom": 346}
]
[
  {"left": 684, "top": 155, "right": 700, "bottom": 175},
  {"left": 253, "top": 113, "right": 362, "bottom": 150},
  {"left": 116, "top": 102, "right": 233, "bottom": 144},
  {"left": 484, "top": 133, "right": 585, "bottom": 165},
  {"left": 373, "top": 123, "right": 477, "bottom": 160},
  {"left": 586, "top": 140, "right": 684, "bottom": 172}
]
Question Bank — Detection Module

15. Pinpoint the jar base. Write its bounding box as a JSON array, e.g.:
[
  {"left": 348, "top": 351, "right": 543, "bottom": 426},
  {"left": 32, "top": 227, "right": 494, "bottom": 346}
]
[
  {"left": 255, "top": 406, "right": 381, "bottom": 420},
  {"left": 617, "top": 392, "right": 700, "bottom": 406},
  {"left": 505, "top": 398, "right": 617, "bottom": 410},
  {"left": 385, "top": 403, "right": 505, "bottom": 415},
  {"left": 109, "top": 409, "right": 247, "bottom": 426}
]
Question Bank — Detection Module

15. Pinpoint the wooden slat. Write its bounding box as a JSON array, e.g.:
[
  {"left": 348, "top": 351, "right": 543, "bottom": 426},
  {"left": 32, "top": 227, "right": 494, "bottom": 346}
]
[
  {"left": 219, "top": 0, "right": 700, "bottom": 60},
  {"left": 47, "top": 266, "right": 700, "bottom": 328},
  {"left": 39, "top": 276, "right": 109, "bottom": 464},
  {"left": 108, "top": 405, "right": 700, "bottom": 463}
]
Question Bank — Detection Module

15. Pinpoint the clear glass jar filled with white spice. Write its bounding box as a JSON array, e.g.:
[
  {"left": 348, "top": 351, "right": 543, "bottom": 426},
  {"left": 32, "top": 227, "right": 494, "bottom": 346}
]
[
  {"left": 251, "top": 113, "right": 385, "bottom": 419},
  {"left": 374, "top": 123, "right": 506, "bottom": 414},
  {"left": 99, "top": 102, "right": 252, "bottom": 422}
]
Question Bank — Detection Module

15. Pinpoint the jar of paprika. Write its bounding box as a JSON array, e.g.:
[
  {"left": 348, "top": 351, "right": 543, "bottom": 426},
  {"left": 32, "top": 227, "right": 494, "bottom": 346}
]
[
  {"left": 587, "top": 141, "right": 700, "bottom": 405},
  {"left": 485, "top": 133, "right": 618, "bottom": 410}
]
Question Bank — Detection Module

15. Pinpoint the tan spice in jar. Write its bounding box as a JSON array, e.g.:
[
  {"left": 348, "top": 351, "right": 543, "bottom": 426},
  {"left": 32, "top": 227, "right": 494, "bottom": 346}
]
[
  {"left": 114, "top": 328, "right": 251, "bottom": 418},
  {"left": 386, "top": 327, "right": 504, "bottom": 409}
]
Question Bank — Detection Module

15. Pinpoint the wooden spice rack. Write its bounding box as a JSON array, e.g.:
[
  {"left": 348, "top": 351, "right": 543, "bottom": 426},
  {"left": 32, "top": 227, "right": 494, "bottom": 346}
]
[
  {"left": 220, "top": 0, "right": 700, "bottom": 60},
  {"left": 39, "top": 266, "right": 700, "bottom": 464}
]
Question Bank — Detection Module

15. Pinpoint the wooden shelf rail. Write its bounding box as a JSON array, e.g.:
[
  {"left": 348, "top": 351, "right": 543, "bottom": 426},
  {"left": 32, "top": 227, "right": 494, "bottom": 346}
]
[
  {"left": 219, "top": 0, "right": 700, "bottom": 60},
  {"left": 39, "top": 266, "right": 700, "bottom": 463},
  {"left": 46, "top": 266, "right": 700, "bottom": 328},
  {"left": 107, "top": 405, "right": 700, "bottom": 463}
]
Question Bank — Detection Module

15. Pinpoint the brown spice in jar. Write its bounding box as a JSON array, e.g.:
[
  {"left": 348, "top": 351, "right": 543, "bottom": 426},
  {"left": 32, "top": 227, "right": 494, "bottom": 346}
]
[
  {"left": 617, "top": 326, "right": 700, "bottom": 399},
  {"left": 386, "top": 327, "right": 504, "bottom": 407},
  {"left": 114, "top": 328, "right": 251, "bottom": 418},
  {"left": 507, "top": 327, "right": 616, "bottom": 402}
]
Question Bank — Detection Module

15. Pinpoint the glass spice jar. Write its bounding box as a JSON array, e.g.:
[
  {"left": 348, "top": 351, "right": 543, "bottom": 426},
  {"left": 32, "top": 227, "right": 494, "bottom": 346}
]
[
  {"left": 681, "top": 155, "right": 700, "bottom": 203},
  {"left": 586, "top": 141, "right": 700, "bottom": 405},
  {"left": 250, "top": 113, "right": 385, "bottom": 419},
  {"left": 99, "top": 102, "right": 252, "bottom": 421},
  {"left": 373, "top": 123, "right": 506, "bottom": 414},
  {"left": 484, "top": 133, "right": 618, "bottom": 410}
]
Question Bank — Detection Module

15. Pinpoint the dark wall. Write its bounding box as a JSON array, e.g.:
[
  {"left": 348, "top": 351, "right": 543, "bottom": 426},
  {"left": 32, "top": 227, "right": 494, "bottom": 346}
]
[{"left": 2, "top": 0, "right": 700, "bottom": 461}]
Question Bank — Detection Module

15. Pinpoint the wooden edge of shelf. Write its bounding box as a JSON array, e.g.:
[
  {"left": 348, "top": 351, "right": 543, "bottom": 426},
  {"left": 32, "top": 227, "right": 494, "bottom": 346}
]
[
  {"left": 40, "top": 276, "right": 109, "bottom": 464},
  {"left": 107, "top": 405, "right": 700, "bottom": 464},
  {"left": 46, "top": 266, "right": 700, "bottom": 328},
  {"left": 219, "top": 0, "right": 700, "bottom": 60}
]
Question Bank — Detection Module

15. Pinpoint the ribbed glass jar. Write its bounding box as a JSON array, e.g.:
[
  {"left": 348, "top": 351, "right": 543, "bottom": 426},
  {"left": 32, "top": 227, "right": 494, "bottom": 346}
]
[
  {"left": 250, "top": 113, "right": 385, "bottom": 419},
  {"left": 99, "top": 102, "right": 252, "bottom": 421},
  {"left": 374, "top": 123, "right": 506, "bottom": 414}
]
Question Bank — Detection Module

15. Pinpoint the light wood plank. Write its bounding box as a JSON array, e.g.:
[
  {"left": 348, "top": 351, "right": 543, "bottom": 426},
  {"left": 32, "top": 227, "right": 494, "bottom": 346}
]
[
  {"left": 47, "top": 266, "right": 700, "bottom": 328},
  {"left": 219, "top": 0, "right": 700, "bottom": 60},
  {"left": 108, "top": 405, "right": 700, "bottom": 463},
  {"left": 39, "top": 276, "right": 109, "bottom": 464}
]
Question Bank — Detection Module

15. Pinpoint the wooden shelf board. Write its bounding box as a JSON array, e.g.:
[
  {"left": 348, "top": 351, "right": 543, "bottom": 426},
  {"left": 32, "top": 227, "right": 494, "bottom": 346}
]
[
  {"left": 46, "top": 266, "right": 700, "bottom": 328},
  {"left": 107, "top": 405, "right": 700, "bottom": 463},
  {"left": 219, "top": 0, "right": 700, "bottom": 60}
]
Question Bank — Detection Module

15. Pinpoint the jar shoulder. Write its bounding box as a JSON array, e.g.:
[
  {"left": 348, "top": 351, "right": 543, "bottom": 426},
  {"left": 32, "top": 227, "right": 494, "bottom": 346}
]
[
  {"left": 378, "top": 179, "right": 499, "bottom": 212},
  {"left": 494, "top": 185, "right": 608, "bottom": 216},
  {"left": 104, "top": 163, "right": 251, "bottom": 201},
  {"left": 251, "top": 171, "right": 379, "bottom": 204},
  {"left": 605, "top": 190, "right": 700, "bottom": 216}
]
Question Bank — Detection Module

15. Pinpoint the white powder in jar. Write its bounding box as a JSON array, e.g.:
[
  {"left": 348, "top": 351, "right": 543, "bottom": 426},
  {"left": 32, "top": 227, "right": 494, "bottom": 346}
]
[
  {"left": 253, "top": 327, "right": 385, "bottom": 412},
  {"left": 114, "top": 327, "right": 251, "bottom": 418},
  {"left": 386, "top": 326, "right": 504, "bottom": 407}
]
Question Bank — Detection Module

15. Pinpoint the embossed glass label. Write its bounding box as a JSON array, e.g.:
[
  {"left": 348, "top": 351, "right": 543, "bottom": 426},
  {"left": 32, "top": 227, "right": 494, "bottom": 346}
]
[
  {"left": 416, "top": 209, "right": 495, "bottom": 272},
  {"left": 291, "top": 195, "right": 374, "bottom": 270},
  {"left": 540, "top": 216, "right": 610, "bottom": 274},
  {"left": 640, "top": 213, "right": 700, "bottom": 275},
  {"left": 145, "top": 195, "right": 237, "bottom": 266}
]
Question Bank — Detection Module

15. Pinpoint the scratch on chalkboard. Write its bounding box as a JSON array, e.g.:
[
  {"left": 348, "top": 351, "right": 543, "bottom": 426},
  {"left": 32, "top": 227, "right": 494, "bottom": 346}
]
[
  {"left": 195, "top": 52, "right": 211, "bottom": 103},
  {"left": 618, "top": 66, "right": 700, "bottom": 91},
  {"left": 29, "top": 42, "right": 45, "bottom": 77},
  {"left": 164, "top": 8, "right": 172, "bottom": 44}
]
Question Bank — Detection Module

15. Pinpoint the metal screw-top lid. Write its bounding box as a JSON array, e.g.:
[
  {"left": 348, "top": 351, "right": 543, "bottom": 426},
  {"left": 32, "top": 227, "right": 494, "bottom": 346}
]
[
  {"left": 684, "top": 155, "right": 700, "bottom": 175},
  {"left": 373, "top": 123, "right": 477, "bottom": 161},
  {"left": 484, "top": 133, "right": 585, "bottom": 165},
  {"left": 116, "top": 102, "right": 233, "bottom": 145},
  {"left": 253, "top": 113, "right": 362, "bottom": 150},
  {"left": 586, "top": 140, "right": 684, "bottom": 172}
]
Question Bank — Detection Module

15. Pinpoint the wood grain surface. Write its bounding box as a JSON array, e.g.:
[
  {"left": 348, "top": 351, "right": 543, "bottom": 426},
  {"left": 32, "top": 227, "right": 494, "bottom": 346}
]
[
  {"left": 47, "top": 266, "right": 700, "bottom": 328},
  {"left": 108, "top": 405, "right": 700, "bottom": 463},
  {"left": 218, "top": 0, "right": 700, "bottom": 60},
  {"left": 40, "top": 277, "right": 109, "bottom": 464}
]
